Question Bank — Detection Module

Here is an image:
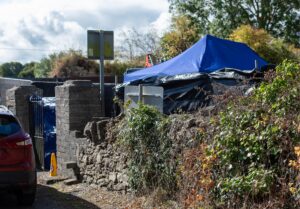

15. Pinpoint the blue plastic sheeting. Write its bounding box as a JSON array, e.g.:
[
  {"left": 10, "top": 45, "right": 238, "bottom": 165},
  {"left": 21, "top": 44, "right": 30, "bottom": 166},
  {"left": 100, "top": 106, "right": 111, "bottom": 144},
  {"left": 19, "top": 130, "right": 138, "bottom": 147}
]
[
  {"left": 124, "top": 34, "right": 268, "bottom": 83},
  {"left": 42, "top": 97, "right": 56, "bottom": 170}
]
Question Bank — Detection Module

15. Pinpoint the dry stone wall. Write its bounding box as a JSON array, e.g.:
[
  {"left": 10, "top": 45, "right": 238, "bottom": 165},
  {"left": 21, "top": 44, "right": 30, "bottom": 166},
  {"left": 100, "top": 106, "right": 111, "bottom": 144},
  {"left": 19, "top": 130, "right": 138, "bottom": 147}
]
[
  {"left": 55, "top": 81, "right": 215, "bottom": 192},
  {"left": 77, "top": 119, "right": 129, "bottom": 191},
  {"left": 75, "top": 109, "right": 213, "bottom": 192}
]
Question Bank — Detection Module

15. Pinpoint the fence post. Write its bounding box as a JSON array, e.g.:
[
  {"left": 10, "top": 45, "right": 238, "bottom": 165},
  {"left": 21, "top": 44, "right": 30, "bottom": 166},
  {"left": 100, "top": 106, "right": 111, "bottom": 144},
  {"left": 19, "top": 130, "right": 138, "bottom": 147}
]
[{"left": 138, "top": 84, "right": 143, "bottom": 103}]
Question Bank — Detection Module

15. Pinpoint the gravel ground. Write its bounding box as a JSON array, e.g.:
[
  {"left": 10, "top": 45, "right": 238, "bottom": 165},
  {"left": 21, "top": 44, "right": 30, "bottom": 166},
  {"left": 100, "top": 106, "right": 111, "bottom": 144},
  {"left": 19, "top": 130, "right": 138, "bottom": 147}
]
[{"left": 0, "top": 171, "right": 134, "bottom": 209}]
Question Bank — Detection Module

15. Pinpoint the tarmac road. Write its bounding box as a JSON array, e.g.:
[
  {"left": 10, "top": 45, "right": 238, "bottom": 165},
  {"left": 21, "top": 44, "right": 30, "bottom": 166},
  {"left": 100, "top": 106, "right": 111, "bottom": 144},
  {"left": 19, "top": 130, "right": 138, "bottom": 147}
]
[{"left": 0, "top": 184, "right": 101, "bottom": 209}]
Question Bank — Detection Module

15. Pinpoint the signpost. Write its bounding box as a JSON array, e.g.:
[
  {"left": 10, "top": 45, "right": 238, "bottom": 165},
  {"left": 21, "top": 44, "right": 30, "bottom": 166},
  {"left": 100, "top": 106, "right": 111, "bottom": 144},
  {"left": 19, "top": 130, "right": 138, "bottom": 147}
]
[{"left": 87, "top": 30, "right": 114, "bottom": 116}]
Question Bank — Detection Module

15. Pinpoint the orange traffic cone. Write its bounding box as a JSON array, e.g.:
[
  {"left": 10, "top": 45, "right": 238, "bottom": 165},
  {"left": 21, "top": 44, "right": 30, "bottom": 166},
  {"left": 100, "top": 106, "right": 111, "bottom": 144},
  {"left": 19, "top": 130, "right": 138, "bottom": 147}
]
[{"left": 50, "top": 152, "right": 57, "bottom": 177}]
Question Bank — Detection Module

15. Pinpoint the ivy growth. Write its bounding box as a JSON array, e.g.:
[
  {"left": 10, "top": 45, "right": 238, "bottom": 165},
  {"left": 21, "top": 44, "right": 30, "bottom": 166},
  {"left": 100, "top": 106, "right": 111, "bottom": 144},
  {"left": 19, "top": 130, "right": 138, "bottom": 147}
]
[
  {"left": 118, "top": 103, "right": 176, "bottom": 194},
  {"left": 179, "top": 60, "right": 300, "bottom": 208}
]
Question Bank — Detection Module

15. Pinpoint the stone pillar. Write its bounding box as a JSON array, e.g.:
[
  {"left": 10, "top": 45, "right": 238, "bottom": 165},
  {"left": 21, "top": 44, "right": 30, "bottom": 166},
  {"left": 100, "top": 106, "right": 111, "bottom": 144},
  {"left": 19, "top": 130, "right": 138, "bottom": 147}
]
[
  {"left": 5, "top": 85, "right": 42, "bottom": 133},
  {"left": 55, "top": 80, "right": 102, "bottom": 175}
]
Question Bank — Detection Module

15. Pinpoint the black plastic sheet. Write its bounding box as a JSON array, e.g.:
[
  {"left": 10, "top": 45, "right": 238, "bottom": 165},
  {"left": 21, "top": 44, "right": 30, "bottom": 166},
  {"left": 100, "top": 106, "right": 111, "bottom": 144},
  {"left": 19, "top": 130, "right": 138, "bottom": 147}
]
[{"left": 117, "top": 68, "right": 266, "bottom": 114}]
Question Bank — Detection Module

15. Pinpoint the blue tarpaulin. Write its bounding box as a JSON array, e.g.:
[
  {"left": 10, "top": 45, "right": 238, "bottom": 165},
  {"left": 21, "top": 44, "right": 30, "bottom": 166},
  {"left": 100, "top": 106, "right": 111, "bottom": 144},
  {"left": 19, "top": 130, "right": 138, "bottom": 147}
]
[
  {"left": 42, "top": 97, "right": 56, "bottom": 170},
  {"left": 124, "top": 34, "right": 268, "bottom": 83}
]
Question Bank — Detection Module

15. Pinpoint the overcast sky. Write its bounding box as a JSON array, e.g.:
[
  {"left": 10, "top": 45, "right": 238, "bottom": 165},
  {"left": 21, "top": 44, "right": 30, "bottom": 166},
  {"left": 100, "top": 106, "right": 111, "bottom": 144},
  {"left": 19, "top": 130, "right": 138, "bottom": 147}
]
[{"left": 0, "top": 0, "right": 171, "bottom": 63}]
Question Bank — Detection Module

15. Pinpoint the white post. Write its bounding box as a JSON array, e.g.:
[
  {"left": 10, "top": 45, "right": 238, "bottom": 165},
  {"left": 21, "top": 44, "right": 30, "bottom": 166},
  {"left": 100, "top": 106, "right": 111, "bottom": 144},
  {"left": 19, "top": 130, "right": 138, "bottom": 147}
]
[{"left": 138, "top": 84, "right": 143, "bottom": 103}]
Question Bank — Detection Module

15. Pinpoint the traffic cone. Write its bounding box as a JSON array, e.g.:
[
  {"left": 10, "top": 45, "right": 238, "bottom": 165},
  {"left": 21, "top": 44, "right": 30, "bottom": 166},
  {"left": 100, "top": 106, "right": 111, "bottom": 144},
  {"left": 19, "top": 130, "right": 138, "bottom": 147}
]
[{"left": 50, "top": 152, "right": 57, "bottom": 177}]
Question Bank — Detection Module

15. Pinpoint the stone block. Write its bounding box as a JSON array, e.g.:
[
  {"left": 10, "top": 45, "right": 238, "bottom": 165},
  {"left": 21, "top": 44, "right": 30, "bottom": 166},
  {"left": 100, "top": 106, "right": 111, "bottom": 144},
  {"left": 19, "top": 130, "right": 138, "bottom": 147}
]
[
  {"left": 97, "top": 119, "right": 109, "bottom": 142},
  {"left": 64, "top": 161, "right": 77, "bottom": 169},
  {"left": 108, "top": 172, "right": 118, "bottom": 184},
  {"left": 84, "top": 121, "right": 98, "bottom": 143}
]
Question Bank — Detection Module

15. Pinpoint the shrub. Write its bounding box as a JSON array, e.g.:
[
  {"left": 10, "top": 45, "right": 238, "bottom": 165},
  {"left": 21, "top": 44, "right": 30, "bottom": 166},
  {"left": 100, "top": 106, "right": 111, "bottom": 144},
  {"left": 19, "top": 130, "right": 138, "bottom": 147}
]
[
  {"left": 179, "top": 60, "right": 300, "bottom": 208},
  {"left": 118, "top": 104, "right": 176, "bottom": 194},
  {"left": 229, "top": 25, "right": 299, "bottom": 64},
  {"left": 51, "top": 50, "right": 98, "bottom": 77}
]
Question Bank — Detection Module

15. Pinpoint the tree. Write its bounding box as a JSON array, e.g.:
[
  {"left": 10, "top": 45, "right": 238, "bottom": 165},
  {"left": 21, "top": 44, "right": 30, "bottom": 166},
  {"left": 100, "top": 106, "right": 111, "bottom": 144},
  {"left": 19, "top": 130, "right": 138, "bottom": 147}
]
[
  {"left": 169, "top": 0, "right": 300, "bottom": 46},
  {"left": 161, "top": 16, "right": 200, "bottom": 59},
  {"left": 116, "top": 28, "right": 162, "bottom": 62},
  {"left": 33, "top": 58, "right": 52, "bottom": 78},
  {"left": 18, "top": 62, "right": 36, "bottom": 79},
  {"left": 229, "top": 25, "right": 299, "bottom": 64},
  {"left": 0, "top": 62, "right": 24, "bottom": 77}
]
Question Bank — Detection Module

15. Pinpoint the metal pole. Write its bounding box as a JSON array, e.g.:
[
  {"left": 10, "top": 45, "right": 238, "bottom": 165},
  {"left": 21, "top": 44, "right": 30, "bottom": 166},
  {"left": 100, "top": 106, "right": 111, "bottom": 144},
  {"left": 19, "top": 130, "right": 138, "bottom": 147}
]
[{"left": 99, "top": 30, "right": 105, "bottom": 116}]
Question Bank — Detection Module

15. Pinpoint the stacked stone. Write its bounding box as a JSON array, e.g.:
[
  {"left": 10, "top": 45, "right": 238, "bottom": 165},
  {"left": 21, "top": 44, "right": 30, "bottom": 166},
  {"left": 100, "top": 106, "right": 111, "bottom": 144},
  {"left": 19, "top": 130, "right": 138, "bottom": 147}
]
[
  {"left": 55, "top": 80, "right": 102, "bottom": 175},
  {"left": 77, "top": 119, "right": 129, "bottom": 192}
]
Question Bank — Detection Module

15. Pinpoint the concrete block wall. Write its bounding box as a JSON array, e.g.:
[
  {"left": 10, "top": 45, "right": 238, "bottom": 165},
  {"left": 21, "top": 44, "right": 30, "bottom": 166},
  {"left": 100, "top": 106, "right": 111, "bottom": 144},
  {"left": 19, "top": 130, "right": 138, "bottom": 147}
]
[
  {"left": 55, "top": 80, "right": 103, "bottom": 175},
  {"left": 5, "top": 85, "right": 42, "bottom": 133}
]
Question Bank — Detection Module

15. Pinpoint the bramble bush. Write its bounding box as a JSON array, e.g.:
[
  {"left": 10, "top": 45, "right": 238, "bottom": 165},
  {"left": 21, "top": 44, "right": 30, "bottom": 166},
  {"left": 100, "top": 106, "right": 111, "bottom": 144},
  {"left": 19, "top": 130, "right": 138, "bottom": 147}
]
[
  {"left": 118, "top": 103, "right": 176, "bottom": 194},
  {"left": 180, "top": 60, "right": 300, "bottom": 208},
  {"left": 117, "top": 61, "right": 300, "bottom": 208}
]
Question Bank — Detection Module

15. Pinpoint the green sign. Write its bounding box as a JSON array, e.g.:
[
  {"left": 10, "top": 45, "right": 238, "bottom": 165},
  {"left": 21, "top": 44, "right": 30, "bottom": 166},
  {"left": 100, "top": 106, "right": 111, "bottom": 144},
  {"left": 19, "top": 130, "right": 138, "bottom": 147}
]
[{"left": 87, "top": 30, "right": 114, "bottom": 60}]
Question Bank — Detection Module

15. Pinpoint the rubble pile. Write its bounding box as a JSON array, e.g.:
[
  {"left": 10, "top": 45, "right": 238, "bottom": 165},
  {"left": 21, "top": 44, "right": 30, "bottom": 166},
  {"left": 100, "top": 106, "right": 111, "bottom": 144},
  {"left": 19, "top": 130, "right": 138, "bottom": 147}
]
[{"left": 77, "top": 118, "right": 129, "bottom": 191}]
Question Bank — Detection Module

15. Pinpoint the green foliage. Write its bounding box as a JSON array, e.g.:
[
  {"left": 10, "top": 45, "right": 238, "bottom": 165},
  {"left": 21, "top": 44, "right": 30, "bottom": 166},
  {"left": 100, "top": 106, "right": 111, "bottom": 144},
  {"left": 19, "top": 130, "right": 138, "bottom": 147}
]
[
  {"left": 0, "top": 62, "right": 23, "bottom": 77},
  {"left": 229, "top": 25, "right": 300, "bottom": 64},
  {"left": 219, "top": 167, "right": 274, "bottom": 198},
  {"left": 118, "top": 104, "right": 176, "bottom": 193},
  {"left": 179, "top": 61, "right": 300, "bottom": 208},
  {"left": 161, "top": 16, "right": 200, "bottom": 59},
  {"left": 209, "top": 61, "right": 300, "bottom": 206},
  {"left": 255, "top": 61, "right": 300, "bottom": 115},
  {"left": 169, "top": 0, "right": 300, "bottom": 46},
  {"left": 33, "top": 58, "right": 52, "bottom": 78},
  {"left": 18, "top": 62, "right": 36, "bottom": 78}
]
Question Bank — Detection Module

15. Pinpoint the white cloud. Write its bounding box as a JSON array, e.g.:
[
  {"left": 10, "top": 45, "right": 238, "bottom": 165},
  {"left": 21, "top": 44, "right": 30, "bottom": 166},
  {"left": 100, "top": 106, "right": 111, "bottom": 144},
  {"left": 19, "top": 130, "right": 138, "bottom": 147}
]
[
  {"left": 0, "top": 0, "right": 170, "bottom": 63},
  {"left": 150, "top": 12, "right": 172, "bottom": 35}
]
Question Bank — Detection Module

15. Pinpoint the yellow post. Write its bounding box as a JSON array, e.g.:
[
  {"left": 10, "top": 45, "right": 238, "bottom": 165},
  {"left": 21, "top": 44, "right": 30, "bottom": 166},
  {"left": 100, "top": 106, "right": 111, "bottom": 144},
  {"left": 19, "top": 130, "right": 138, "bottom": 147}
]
[{"left": 50, "top": 152, "right": 57, "bottom": 177}]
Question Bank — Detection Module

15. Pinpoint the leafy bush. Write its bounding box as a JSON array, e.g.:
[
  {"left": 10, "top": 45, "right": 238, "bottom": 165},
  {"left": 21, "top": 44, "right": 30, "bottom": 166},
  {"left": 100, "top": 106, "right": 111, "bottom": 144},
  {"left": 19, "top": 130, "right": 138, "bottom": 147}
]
[
  {"left": 51, "top": 50, "right": 98, "bottom": 77},
  {"left": 118, "top": 104, "right": 176, "bottom": 194},
  {"left": 0, "top": 62, "right": 23, "bottom": 77},
  {"left": 179, "top": 60, "right": 300, "bottom": 208},
  {"left": 18, "top": 62, "right": 36, "bottom": 78},
  {"left": 229, "top": 25, "right": 300, "bottom": 64},
  {"left": 161, "top": 16, "right": 200, "bottom": 59}
]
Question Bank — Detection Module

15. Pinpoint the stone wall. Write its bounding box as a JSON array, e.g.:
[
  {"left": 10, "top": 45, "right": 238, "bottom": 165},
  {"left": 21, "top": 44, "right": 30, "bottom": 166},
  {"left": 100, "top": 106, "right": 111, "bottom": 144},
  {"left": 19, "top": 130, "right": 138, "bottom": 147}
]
[
  {"left": 55, "top": 80, "right": 103, "bottom": 175},
  {"left": 5, "top": 85, "right": 42, "bottom": 133},
  {"left": 0, "top": 78, "right": 32, "bottom": 105},
  {"left": 74, "top": 110, "right": 210, "bottom": 192},
  {"left": 77, "top": 119, "right": 129, "bottom": 191}
]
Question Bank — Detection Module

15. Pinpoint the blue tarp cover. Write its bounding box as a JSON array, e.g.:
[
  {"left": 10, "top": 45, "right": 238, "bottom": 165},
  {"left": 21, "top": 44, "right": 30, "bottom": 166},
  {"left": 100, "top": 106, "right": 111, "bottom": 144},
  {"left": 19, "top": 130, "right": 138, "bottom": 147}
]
[
  {"left": 42, "top": 97, "right": 56, "bottom": 170},
  {"left": 124, "top": 34, "right": 268, "bottom": 83}
]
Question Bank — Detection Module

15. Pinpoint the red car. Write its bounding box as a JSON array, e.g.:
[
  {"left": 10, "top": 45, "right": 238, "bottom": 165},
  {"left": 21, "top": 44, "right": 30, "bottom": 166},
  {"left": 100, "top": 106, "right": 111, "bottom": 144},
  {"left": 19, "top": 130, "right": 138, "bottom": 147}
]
[{"left": 0, "top": 106, "right": 36, "bottom": 206}]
